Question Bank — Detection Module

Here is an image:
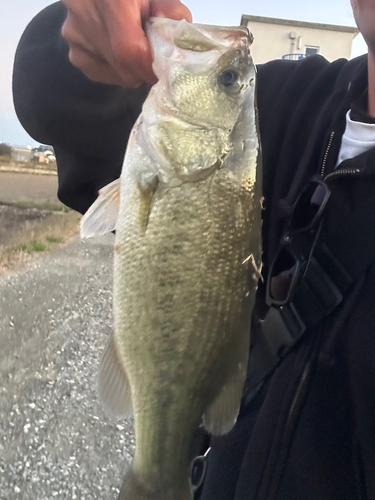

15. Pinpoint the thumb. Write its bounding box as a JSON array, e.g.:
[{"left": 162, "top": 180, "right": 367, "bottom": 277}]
[{"left": 151, "top": 0, "right": 193, "bottom": 23}]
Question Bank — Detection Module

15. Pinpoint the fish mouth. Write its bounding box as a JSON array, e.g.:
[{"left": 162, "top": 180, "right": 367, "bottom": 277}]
[{"left": 147, "top": 18, "right": 254, "bottom": 52}]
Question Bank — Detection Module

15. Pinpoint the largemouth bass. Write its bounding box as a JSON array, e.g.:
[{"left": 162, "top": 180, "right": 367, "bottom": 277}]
[{"left": 81, "top": 18, "right": 262, "bottom": 500}]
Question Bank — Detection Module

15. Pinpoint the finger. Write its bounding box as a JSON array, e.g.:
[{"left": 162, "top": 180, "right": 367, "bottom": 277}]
[
  {"left": 62, "top": 11, "right": 101, "bottom": 56},
  {"left": 110, "top": 31, "right": 156, "bottom": 85},
  {"left": 62, "top": 9, "right": 150, "bottom": 87},
  {"left": 68, "top": 45, "right": 144, "bottom": 87},
  {"left": 95, "top": 0, "right": 157, "bottom": 84},
  {"left": 151, "top": 0, "right": 192, "bottom": 22},
  {"left": 61, "top": 0, "right": 103, "bottom": 25}
]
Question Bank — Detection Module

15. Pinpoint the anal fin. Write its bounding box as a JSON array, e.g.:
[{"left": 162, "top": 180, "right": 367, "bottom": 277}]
[
  {"left": 203, "top": 360, "right": 247, "bottom": 436},
  {"left": 98, "top": 333, "right": 133, "bottom": 419}
]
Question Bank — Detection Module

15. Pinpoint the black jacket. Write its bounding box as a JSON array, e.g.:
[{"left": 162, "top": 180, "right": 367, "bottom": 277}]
[{"left": 13, "top": 3, "right": 375, "bottom": 499}]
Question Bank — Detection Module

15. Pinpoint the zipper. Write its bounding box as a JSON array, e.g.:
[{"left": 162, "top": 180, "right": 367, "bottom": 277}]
[
  {"left": 324, "top": 168, "right": 361, "bottom": 182},
  {"left": 263, "top": 127, "right": 362, "bottom": 500},
  {"left": 320, "top": 131, "right": 335, "bottom": 177},
  {"left": 320, "top": 129, "right": 363, "bottom": 181}
]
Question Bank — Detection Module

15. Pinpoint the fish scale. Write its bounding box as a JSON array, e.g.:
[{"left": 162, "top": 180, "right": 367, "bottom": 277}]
[{"left": 115, "top": 171, "right": 258, "bottom": 492}]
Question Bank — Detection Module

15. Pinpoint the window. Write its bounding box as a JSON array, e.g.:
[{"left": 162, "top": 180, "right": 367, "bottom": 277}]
[{"left": 305, "top": 46, "right": 320, "bottom": 57}]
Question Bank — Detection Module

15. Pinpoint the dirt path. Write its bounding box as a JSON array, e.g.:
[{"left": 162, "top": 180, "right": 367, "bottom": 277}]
[
  {"left": 0, "top": 173, "right": 135, "bottom": 499},
  {"left": 0, "top": 172, "right": 59, "bottom": 205},
  {"left": 0, "top": 236, "right": 134, "bottom": 500}
]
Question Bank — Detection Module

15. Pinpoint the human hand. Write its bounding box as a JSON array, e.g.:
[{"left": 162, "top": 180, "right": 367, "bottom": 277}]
[{"left": 61, "top": 0, "right": 192, "bottom": 87}]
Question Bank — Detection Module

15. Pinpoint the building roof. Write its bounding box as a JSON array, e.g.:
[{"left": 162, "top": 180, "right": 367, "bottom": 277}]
[{"left": 241, "top": 15, "right": 359, "bottom": 34}]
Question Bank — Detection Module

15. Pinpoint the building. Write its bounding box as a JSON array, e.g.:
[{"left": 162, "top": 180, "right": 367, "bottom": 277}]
[
  {"left": 11, "top": 147, "right": 33, "bottom": 163},
  {"left": 33, "top": 151, "right": 56, "bottom": 164},
  {"left": 34, "top": 144, "right": 54, "bottom": 154},
  {"left": 241, "top": 15, "right": 359, "bottom": 64}
]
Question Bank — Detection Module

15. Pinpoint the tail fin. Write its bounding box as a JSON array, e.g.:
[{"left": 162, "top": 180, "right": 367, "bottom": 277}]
[
  {"left": 119, "top": 468, "right": 192, "bottom": 500},
  {"left": 119, "top": 469, "right": 148, "bottom": 500}
]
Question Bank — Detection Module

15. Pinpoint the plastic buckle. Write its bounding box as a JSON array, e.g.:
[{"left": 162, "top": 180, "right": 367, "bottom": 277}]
[
  {"left": 260, "top": 304, "right": 306, "bottom": 360},
  {"left": 261, "top": 251, "right": 346, "bottom": 360}
]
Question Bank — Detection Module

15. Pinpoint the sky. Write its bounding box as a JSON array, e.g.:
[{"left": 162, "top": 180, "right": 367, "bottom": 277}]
[{"left": 0, "top": 0, "right": 367, "bottom": 147}]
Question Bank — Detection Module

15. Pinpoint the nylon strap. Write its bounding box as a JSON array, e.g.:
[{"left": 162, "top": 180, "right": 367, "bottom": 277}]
[{"left": 245, "top": 192, "right": 375, "bottom": 404}]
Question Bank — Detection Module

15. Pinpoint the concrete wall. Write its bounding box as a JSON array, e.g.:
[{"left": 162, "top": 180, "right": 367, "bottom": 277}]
[
  {"left": 11, "top": 148, "right": 32, "bottom": 162},
  {"left": 242, "top": 17, "right": 358, "bottom": 64}
]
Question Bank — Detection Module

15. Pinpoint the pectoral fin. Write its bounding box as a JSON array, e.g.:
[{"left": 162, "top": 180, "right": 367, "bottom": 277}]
[
  {"left": 137, "top": 172, "right": 159, "bottom": 231},
  {"left": 80, "top": 179, "right": 120, "bottom": 239},
  {"left": 98, "top": 333, "right": 133, "bottom": 419},
  {"left": 203, "top": 360, "right": 247, "bottom": 435}
]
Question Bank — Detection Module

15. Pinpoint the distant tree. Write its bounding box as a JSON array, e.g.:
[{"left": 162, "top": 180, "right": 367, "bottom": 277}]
[{"left": 0, "top": 143, "right": 11, "bottom": 156}]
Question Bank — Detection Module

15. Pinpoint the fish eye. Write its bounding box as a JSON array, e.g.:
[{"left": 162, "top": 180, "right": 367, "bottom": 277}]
[
  {"left": 218, "top": 69, "right": 242, "bottom": 95},
  {"left": 219, "top": 70, "right": 239, "bottom": 87}
]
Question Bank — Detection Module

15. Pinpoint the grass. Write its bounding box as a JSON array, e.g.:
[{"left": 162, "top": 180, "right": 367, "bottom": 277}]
[
  {"left": 0, "top": 156, "right": 57, "bottom": 171},
  {"left": 18, "top": 241, "right": 48, "bottom": 253},
  {"left": 46, "top": 236, "right": 63, "bottom": 244},
  {"left": 0, "top": 210, "right": 81, "bottom": 274},
  {"left": 0, "top": 154, "right": 12, "bottom": 163},
  {"left": 15, "top": 200, "right": 70, "bottom": 212}
]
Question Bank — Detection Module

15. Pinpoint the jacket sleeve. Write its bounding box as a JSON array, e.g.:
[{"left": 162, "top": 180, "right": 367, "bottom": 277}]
[{"left": 13, "top": 2, "right": 149, "bottom": 214}]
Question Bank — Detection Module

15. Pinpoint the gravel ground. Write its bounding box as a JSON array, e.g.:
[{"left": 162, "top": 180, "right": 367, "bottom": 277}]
[{"left": 0, "top": 236, "right": 135, "bottom": 500}]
